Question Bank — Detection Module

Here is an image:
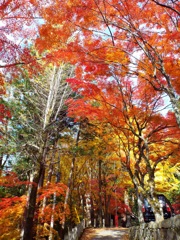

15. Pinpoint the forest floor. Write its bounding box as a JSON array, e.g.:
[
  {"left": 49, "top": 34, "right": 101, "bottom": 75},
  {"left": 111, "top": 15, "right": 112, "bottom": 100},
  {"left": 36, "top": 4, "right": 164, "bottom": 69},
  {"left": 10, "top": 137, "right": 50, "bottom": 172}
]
[{"left": 80, "top": 227, "right": 129, "bottom": 240}]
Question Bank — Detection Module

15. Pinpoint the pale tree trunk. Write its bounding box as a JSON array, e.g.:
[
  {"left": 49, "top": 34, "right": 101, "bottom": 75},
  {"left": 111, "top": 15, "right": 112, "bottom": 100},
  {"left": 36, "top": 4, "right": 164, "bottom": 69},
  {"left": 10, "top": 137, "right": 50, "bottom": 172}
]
[
  {"left": 128, "top": 171, "right": 146, "bottom": 223},
  {"left": 148, "top": 175, "right": 164, "bottom": 222},
  {"left": 137, "top": 193, "right": 145, "bottom": 224},
  {"left": 49, "top": 193, "right": 56, "bottom": 240},
  {"left": 154, "top": 209, "right": 164, "bottom": 222},
  {"left": 44, "top": 65, "right": 64, "bottom": 129},
  {"left": 166, "top": 88, "right": 180, "bottom": 128},
  {"left": 84, "top": 193, "right": 91, "bottom": 227},
  {"left": 136, "top": 184, "right": 164, "bottom": 223},
  {"left": 146, "top": 194, "right": 164, "bottom": 222},
  {"left": 43, "top": 64, "right": 73, "bottom": 129}
]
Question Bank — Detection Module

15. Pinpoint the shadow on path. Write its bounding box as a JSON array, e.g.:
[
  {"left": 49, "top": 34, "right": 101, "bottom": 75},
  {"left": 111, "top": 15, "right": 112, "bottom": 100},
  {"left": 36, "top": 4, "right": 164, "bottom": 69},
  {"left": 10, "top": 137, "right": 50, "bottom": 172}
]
[{"left": 80, "top": 227, "right": 129, "bottom": 240}]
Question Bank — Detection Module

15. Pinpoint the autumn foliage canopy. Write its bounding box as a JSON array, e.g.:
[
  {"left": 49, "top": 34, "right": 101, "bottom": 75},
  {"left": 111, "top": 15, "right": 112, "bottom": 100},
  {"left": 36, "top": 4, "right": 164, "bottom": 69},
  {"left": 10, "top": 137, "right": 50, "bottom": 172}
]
[{"left": 0, "top": 0, "right": 180, "bottom": 239}]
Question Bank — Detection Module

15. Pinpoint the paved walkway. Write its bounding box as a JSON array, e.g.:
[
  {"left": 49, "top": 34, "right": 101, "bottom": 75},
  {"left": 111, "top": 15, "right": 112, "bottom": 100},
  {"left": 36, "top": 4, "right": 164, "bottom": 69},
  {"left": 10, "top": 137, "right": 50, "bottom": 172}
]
[{"left": 80, "top": 228, "right": 129, "bottom": 240}]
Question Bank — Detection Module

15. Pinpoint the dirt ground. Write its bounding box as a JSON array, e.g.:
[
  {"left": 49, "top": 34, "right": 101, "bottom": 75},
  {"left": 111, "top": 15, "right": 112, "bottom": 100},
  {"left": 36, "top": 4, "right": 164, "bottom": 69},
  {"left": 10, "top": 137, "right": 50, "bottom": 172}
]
[{"left": 80, "top": 227, "right": 129, "bottom": 240}]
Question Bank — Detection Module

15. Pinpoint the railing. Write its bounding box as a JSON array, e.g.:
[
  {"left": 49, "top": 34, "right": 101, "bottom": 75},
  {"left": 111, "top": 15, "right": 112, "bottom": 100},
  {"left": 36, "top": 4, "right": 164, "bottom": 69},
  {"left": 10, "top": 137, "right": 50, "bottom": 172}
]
[{"left": 64, "top": 220, "right": 86, "bottom": 240}]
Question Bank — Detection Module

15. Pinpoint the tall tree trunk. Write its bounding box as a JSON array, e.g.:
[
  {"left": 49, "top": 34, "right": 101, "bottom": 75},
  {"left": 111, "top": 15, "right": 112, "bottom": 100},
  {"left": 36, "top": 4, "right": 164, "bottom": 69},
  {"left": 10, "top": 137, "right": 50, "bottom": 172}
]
[
  {"left": 167, "top": 89, "right": 180, "bottom": 128},
  {"left": 0, "top": 154, "right": 3, "bottom": 170},
  {"left": 62, "top": 126, "right": 81, "bottom": 229},
  {"left": 38, "top": 166, "right": 46, "bottom": 188},
  {"left": 21, "top": 136, "right": 48, "bottom": 240},
  {"left": 0, "top": 154, "right": 9, "bottom": 174},
  {"left": 136, "top": 192, "right": 145, "bottom": 224},
  {"left": 21, "top": 163, "right": 44, "bottom": 240},
  {"left": 56, "top": 147, "right": 61, "bottom": 183},
  {"left": 0, "top": 154, "right": 3, "bottom": 176},
  {"left": 98, "top": 159, "right": 103, "bottom": 227},
  {"left": 47, "top": 143, "right": 60, "bottom": 239},
  {"left": 104, "top": 194, "right": 111, "bottom": 227},
  {"left": 62, "top": 157, "right": 75, "bottom": 229},
  {"left": 49, "top": 193, "right": 56, "bottom": 240}
]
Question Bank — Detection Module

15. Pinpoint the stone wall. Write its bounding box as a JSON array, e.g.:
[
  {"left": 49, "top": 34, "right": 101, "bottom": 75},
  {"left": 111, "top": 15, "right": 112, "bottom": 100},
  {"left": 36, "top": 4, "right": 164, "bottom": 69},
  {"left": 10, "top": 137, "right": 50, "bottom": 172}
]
[
  {"left": 64, "top": 220, "right": 85, "bottom": 240},
  {"left": 129, "top": 215, "right": 180, "bottom": 240}
]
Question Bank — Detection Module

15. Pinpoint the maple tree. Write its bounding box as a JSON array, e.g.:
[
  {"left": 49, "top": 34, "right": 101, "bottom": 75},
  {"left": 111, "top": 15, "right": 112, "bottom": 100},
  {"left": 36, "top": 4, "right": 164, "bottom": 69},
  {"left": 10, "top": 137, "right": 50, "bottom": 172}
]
[
  {"left": 67, "top": 75, "right": 180, "bottom": 222},
  {"left": 0, "top": 170, "right": 68, "bottom": 239},
  {"left": 0, "top": 172, "right": 28, "bottom": 239},
  {"left": 34, "top": 0, "right": 180, "bottom": 223},
  {"left": 0, "top": 0, "right": 44, "bottom": 135},
  {"left": 36, "top": 0, "right": 180, "bottom": 126},
  {"left": 0, "top": 0, "right": 41, "bottom": 69}
]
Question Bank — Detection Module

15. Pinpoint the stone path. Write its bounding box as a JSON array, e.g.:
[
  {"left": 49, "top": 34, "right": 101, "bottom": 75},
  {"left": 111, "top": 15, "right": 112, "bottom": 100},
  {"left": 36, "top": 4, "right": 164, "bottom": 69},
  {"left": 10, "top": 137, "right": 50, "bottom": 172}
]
[{"left": 80, "top": 227, "right": 129, "bottom": 240}]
